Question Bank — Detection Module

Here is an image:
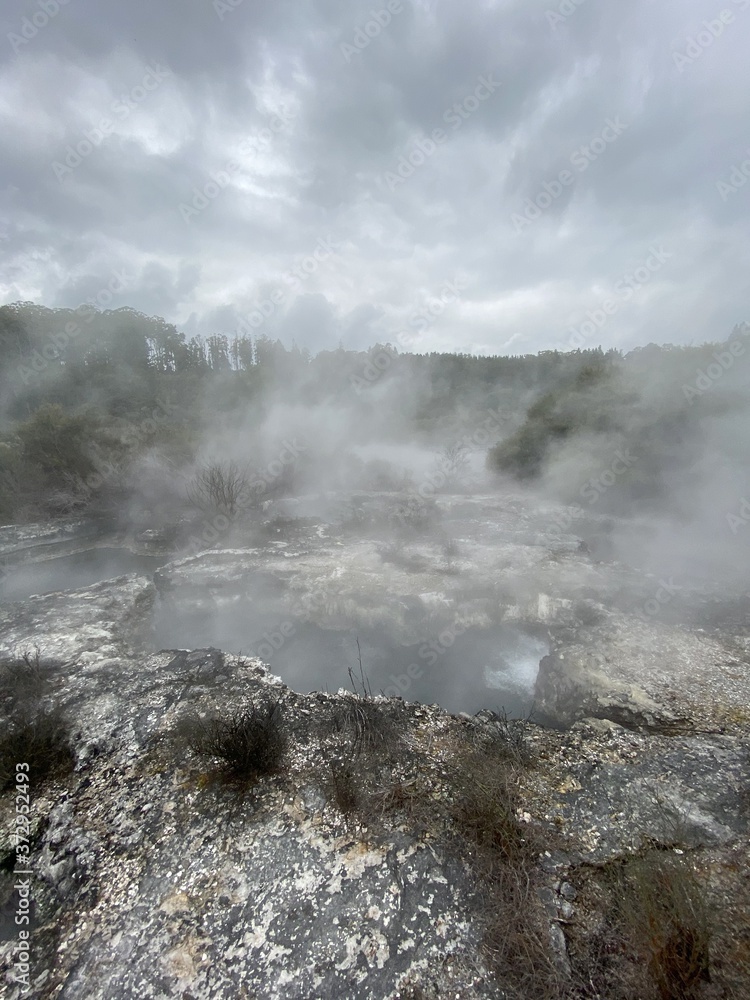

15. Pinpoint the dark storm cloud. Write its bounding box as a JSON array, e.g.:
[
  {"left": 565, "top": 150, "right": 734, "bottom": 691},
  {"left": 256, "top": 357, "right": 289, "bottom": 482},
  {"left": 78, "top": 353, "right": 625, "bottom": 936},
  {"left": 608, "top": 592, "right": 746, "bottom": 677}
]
[{"left": 1, "top": 0, "right": 748, "bottom": 353}]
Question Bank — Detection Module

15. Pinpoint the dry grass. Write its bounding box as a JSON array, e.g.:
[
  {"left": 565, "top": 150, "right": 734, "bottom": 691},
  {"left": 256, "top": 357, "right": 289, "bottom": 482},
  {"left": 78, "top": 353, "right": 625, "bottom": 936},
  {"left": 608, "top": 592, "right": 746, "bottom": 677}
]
[
  {"left": 0, "top": 705, "right": 74, "bottom": 791},
  {"left": 618, "top": 854, "right": 712, "bottom": 1000},
  {"left": 0, "top": 649, "right": 73, "bottom": 791},
  {"left": 445, "top": 729, "right": 564, "bottom": 1000},
  {"left": 0, "top": 647, "right": 47, "bottom": 709},
  {"left": 329, "top": 692, "right": 399, "bottom": 756},
  {"left": 325, "top": 757, "right": 363, "bottom": 819},
  {"left": 566, "top": 851, "right": 714, "bottom": 1000},
  {"left": 182, "top": 699, "right": 287, "bottom": 784}
]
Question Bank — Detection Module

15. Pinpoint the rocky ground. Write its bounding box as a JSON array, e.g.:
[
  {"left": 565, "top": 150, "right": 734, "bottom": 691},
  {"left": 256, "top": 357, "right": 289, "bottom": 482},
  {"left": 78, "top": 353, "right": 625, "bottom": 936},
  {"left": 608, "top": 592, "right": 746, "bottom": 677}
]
[{"left": 0, "top": 492, "right": 748, "bottom": 997}]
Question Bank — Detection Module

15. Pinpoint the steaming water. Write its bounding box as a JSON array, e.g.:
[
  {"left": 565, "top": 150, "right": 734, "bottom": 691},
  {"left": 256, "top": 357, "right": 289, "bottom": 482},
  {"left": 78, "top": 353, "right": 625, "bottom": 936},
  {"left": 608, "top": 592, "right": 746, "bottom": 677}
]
[
  {"left": 0, "top": 546, "right": 548, "bottom": 716},
  {"left": 152, "top": 596, "right": 547, "bottom": 716},
  {"left": 0, "top": 547, "right": 164, "bottom": 603}
]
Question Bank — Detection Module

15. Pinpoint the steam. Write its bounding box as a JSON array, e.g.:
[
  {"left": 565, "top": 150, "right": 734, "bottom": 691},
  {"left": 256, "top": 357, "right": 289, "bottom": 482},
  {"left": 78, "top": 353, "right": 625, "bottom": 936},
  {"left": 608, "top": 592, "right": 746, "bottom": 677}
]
[{"left": 2, "top": 302, "right": 749, "bottom": 713}]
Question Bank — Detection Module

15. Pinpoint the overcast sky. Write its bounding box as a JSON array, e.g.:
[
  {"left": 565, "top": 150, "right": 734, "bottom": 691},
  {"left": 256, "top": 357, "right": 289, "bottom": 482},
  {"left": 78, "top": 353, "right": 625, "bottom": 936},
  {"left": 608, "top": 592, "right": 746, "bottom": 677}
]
[{"left": 0, "top": 0, "right": 748, "bottom": 355}]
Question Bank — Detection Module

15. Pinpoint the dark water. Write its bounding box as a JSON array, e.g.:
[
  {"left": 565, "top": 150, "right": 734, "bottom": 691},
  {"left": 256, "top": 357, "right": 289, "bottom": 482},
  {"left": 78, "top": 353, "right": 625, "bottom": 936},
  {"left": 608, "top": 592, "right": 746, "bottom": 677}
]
[
  {"left": 0, "top": 546, "right": 548, "bottom": 715},
  {"left": 0, "top": 547, "right": 165, "bottom": 603},
  {"left": 153, "top": 596, "right": 547, "bottom": 716}
]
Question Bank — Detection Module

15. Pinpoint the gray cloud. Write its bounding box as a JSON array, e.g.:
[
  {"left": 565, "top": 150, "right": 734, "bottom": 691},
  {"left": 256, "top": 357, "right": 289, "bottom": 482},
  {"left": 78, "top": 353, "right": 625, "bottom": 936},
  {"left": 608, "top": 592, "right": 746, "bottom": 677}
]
[{"left": 1, "top": 0, "right": 748, "bottom": 353}]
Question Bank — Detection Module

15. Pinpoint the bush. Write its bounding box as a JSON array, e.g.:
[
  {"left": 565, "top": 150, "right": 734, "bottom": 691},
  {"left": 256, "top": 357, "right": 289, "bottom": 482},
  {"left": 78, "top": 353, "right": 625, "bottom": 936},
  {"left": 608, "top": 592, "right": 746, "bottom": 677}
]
[
  {"left": 16, "top": 404, "right": 101, "bottom": 481},
  {"left": 449, "top": 750, "right": 534, "bottom": 871},
  {"left": 0, "top": 650, "right": 74, "bottom": 791},
  {"left": 375, "top": 541, "right": 429, "bottom": 573},
  {"left": 441, "top": 536, "right": 461, "bottom": 560},
  {"left": 0, "top": 650, "right": 45, "bottom": 709},
  {"left": 390, "top": 494, "right": 437, "bottom": 534},
  {"left": 325, "top": 758, "right": 363, "bottom": 818},
  {"left": 569, "top": 851, "right": 714, "bottom": 999},
  {"left": 487, "top": 361, "right": 622, "bottom": 481},
  {"left": 186, "top": 460, "right": 257, "bottom": 518},
  {"left": 618, "top": 854, "right": 712, "bottom": 999},
  {"left": 185, "top": 700, "right": 287, "bottom": 782},
  {"left": 0, "top": 705, "right": 74, "bottom": 791},
  {"left": 330, "top": 694, "right": 397, "bottom": 756},
  {"left": 447, "top": 732, "right": 562, "bottom": 999}
]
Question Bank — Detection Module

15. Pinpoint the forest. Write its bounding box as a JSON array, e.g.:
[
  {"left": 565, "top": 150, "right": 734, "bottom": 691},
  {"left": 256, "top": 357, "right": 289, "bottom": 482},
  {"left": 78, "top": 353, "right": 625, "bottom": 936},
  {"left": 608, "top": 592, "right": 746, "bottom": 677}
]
[{"left": 1, "top": 300, "right": 749, "bottom": 541}]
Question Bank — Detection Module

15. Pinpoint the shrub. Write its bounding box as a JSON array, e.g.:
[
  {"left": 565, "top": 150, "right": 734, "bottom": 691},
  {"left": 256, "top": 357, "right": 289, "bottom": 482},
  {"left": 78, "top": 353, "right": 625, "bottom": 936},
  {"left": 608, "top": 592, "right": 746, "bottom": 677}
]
[
  {"left": 449, "top": 752, "right": 534, "bottom": 871},
  {"left": 331, "top": 694, "right": 397, "bottom": 756},
  {"left": 0, "top": 649, "right": 46, "bottom": 708},
  {"left": 0, "top": 705, "right": 74, "bottom": 791},
  {"left": 447, "top": 733, "right": 561, "bottom": 999},
  {"left": 186, "top": 460, "right": 258, "bottom": 518},
  {"left": 441, "top": 536, "right": 461, "bottom": 560},
  {"left": 469, "top": 710, "right": 532, "bottom": 768},
  {"left": 569, "top": 852, "right": 715, "bottom": 999},
  {"left": 389, "top": 494, "right": 437, "bottom": 534},
  {"left": 325, "top": 758, "right": 363, "bottom": 818},
  {"left": 618, "top": 853, "right": 712, "bottom": 1000},
  {"left": 375, "top": 541, "right": 429, "bottom": 573},
  {"left": 185, "top": 700, "right": 287, "bottom": 782},
  {"left": 0, "top": 650, "right": 74, "bottom": 791}
]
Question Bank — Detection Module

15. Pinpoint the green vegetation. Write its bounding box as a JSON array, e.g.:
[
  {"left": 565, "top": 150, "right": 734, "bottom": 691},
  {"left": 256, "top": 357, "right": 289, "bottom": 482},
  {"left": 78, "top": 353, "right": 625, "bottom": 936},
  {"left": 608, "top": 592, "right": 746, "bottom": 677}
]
[
  {"left": 0, "top": 301, "right": 615, "bottom": 526},
  {"left": 488, "top": 357, "right": 634, "bottom": 478},
  {"left": 2, "top": 301, "right": 748, "bottom": 528},
  {"left": 487, "top": 341, "right": 750, "bottom": 515}
]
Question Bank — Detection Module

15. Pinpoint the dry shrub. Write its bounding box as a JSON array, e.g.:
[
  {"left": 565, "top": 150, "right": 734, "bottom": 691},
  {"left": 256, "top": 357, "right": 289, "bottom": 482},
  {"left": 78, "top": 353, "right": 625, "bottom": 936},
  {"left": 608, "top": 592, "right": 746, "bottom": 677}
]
[
  {"left": 0, "top": 705, "right": 74, "bottom": 791},
  {"left": 184, "top": 699, "right": 287, "bottom": 784},
  {"left": 618, "top": 853, "right": 712, "bottom": 1000},
  {"left": 330, "top": 693, "right": 398, "bottom": 756},
  {"left": 447, "top": 740, "right": 563, "bottom": 999},
  {"left": 0, "top": 650, "right": 73, "bottom": 791}
]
